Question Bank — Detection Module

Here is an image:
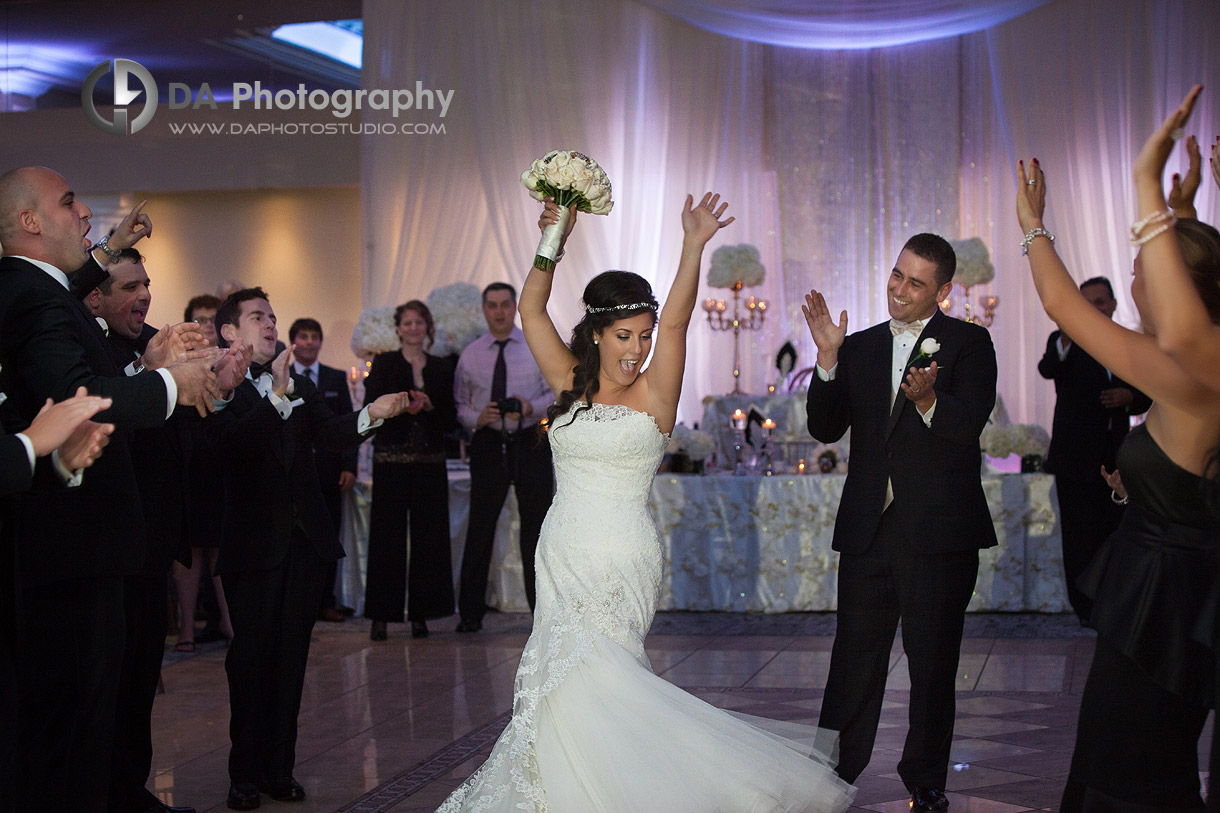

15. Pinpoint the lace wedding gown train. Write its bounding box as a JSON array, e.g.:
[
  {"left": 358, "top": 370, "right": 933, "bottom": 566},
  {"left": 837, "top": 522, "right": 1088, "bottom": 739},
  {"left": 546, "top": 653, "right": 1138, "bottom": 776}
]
[{"left": 439, "top": 403, "right": 854, "bottom": 812}]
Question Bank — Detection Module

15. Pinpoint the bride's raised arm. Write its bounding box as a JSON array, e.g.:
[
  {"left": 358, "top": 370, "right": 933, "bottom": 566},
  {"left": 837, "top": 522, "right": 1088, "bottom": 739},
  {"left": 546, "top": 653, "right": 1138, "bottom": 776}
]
[
  {"left": 520, "top": 201, "right": 580, "bottom": 397},
  {"left": 643, "top": 192, "right": 734, "bottom": 422}
]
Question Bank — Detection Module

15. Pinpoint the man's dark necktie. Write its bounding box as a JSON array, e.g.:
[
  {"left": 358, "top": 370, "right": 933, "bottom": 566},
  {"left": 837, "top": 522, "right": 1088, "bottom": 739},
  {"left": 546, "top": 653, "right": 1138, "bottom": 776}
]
[
  {"left": 303, "top": 367, "right": 313, "bottom": 384},
  {"left": 491, "top": 339, "right": 508, "bottom": 403}
]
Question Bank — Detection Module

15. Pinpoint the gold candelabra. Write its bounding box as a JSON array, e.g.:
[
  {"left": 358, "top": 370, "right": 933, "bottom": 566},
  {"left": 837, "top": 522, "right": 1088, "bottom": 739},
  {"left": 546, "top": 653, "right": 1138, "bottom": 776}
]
[
  {"left": 703, "top": 281, "right": 767, "bottom": 394},
  {"left": 939, "top": 285, "right": 999, "bottom": 327}
]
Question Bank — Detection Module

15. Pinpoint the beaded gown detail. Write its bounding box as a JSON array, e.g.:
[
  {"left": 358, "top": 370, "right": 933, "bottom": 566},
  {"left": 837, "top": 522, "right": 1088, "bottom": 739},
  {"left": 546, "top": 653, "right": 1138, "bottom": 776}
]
[{"left": 439, "top": 402, "right": 854, "bottom": 813}]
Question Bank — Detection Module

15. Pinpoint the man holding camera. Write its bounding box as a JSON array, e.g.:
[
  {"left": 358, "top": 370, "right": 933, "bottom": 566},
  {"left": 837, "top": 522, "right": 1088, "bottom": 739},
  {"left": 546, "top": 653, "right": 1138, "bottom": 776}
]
[{"left": 454, "top": 282, "right": 553, "bottom": 630}]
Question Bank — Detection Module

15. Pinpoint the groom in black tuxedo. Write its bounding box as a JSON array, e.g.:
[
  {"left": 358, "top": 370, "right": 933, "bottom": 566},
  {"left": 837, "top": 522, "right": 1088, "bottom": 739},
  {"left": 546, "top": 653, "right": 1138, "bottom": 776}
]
[{"left": 805, "top": 233, "right": 997, "bottom": 810}]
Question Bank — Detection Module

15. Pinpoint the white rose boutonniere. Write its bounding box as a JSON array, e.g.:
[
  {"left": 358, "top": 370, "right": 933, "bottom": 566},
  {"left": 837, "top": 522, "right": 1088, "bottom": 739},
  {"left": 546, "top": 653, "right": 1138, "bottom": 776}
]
[{"left": 909, "top": 337, "right": 940, "bottom": 368}]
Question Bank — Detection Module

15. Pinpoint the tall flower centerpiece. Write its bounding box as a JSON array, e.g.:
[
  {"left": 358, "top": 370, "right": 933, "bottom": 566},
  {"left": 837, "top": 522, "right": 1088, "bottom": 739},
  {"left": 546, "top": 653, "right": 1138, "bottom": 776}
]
[
  {"left": 350, "top": 306, "right": 399, "bottom": 360},
  {"left": 426, "top": 282, "right": 485, "bottom": 357},
  {"left": 941, "top": 237, "right": 1000, "bottom": 326},
  {"left": 703, "top": 243, "right": 767, "bottom": 393},
  {"left": 521, "top": 150, "right": 614, "bottom": 270}
]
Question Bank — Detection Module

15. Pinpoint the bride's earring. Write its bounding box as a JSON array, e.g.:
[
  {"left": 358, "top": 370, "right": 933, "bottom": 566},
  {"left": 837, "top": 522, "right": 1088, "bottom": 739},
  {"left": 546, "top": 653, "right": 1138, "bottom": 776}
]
[{"left": 593, "top": 339, "right": 599, "bottom": 345}]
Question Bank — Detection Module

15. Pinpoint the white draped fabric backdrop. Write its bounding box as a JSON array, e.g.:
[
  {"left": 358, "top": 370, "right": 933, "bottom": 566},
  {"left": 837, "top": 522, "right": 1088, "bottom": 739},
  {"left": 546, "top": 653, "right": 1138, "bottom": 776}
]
[{"left": 361, "top": 0, "right": 1219, "bottom": 430}]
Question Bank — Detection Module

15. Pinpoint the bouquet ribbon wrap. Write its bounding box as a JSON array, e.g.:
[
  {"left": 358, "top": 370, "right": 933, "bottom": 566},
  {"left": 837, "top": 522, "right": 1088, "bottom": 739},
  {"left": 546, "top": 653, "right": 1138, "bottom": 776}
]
[{"left": 534, "top": 203, "right": 572, "bottom": 272}]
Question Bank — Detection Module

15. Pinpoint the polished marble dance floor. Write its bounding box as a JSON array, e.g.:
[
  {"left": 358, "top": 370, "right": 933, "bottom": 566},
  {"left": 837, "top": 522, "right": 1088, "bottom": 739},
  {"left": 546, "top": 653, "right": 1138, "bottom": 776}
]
[{"left": 148, "top": 613, "right": 1211, "bottom": 812}]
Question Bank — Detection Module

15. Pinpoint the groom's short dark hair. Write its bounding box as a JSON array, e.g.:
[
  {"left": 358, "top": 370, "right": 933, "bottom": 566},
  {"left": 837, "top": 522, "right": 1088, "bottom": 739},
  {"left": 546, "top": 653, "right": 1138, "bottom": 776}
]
[{"left": 902, "top": 233, "right": 956, "bottom": 288}]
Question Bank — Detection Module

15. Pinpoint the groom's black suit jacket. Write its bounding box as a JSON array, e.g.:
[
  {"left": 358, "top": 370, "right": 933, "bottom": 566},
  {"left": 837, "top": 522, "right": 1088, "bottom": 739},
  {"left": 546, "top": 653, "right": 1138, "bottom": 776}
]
[
  {"left": 0, "top": 256, "right": 167, "bottom": 587},
  {"left": 807, "top": 308, "right": 998, "bottom": 554},
  {"left": 209, "top": 374, "right": 363, "bottom": 576}
]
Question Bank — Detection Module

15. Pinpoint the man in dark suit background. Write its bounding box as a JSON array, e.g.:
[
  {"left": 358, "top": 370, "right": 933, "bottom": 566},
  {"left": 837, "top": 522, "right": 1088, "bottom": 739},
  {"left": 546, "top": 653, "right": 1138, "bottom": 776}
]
[
  {"left": 0, "top": 165, "right": 218, "bottom": 811},
  {"left": 289, "top": 317, "right": 357, "bottom": 622},
  {"left": 211, "top": 288, "right": 411, "bottom": 809},
  {"left": 1037, "top": 276, "right": 1150, "bottom": 625},
  {"left": 805, "top": 233, "right": 998, "bottom": 811},
  {"left": 84, "top": 248, "right": 206, "bottom": 813},
  {"left": 1, "top": 388, "right": 113, "bottom": 813}
]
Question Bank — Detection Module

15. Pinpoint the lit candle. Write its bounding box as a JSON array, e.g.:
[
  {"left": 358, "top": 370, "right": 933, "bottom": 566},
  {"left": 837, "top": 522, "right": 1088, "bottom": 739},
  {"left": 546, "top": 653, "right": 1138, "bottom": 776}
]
[
  {"left": 762, "top": 418, "right": 776, "bottom": 432},
  {"left": 703, "top": 298, "right": 716, "bottom": 312},
  {"left": 732, "top": 408, "right": 746, "bottom": 430},
  {"left": 757, "top": 299, "right": 767, "bottom": 311},
  {"left": 746, "top": 296, "right": 757, "bottom": 310},
  {"left": 797, "top": 458, "right": 806, "bottom": 474},
  {"left": 715, "top": 300, "right": 726, "bottom": 312}
]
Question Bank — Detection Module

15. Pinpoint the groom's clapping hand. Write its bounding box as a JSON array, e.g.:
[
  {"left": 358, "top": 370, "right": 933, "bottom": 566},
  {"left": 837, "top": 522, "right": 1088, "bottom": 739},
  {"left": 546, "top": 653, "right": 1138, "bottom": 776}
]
[{"left": 802, "top": 289, "right": 848, "bottom": 370}]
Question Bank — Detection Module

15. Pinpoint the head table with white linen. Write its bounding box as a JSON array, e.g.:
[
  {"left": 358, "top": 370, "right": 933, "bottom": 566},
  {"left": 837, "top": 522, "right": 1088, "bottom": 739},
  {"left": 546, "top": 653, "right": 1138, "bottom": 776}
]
[{"left": 336, "top": 467, "right": 1065, "bottom": 616}]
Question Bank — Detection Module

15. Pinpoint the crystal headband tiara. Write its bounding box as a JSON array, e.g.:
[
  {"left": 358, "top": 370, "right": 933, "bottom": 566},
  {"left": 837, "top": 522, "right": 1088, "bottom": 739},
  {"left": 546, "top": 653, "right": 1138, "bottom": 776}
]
[{"left": 586, "top": 302, "right": 656, "bottom": 315}]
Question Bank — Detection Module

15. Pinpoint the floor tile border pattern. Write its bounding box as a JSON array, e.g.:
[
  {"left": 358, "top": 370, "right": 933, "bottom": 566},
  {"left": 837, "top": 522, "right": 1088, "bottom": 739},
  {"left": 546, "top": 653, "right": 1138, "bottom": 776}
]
[
  {"left": 333, "top": 688, "right": 1079, "bottom": 811},
  {"left": 336, "top": 711, "right": 512, "bottom": 812}
]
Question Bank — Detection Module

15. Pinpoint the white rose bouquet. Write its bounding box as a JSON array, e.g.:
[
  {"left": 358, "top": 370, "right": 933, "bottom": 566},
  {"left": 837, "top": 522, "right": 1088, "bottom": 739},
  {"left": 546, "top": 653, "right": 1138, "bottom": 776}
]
[
  {"left": 426, "top": 282, "right": 485, "bottom": 357},
  {"left": 950, "top": 237, "right": 995, "bottom": 288},
  {"left": 708, "top": 243, "right": 765, "bottom": 289},
  {"left": 521, "top": 150, "right": 614, "bottom": 271},
  {"left": 350, "top": 306, "right": 399, "bottom": 359}
]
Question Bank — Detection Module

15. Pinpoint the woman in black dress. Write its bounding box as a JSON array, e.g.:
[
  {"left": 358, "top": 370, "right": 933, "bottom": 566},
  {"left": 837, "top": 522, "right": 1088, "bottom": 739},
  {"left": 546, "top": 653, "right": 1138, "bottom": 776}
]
[
  {"left": 1017, "top": 86, "right": 1220, "bottom": 810},
  {"left": 364, "top": 300, "right": 457, "bottom": 640}
]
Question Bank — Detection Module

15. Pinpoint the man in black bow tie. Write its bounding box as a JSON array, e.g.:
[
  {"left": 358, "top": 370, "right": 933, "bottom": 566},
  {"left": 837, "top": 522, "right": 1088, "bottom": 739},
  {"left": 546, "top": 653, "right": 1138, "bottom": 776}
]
[
  {"left": 211, "top": 288, "right": 412, "bottom": 810},
  {"left": 84, "top": 247, "right": 214, "bottom": 813},
  {"left": 804, "top": 233, "right": 997, "bottom": 810},
  {"left": 0, "top": 166, "right": 219, "bottom": 811}
]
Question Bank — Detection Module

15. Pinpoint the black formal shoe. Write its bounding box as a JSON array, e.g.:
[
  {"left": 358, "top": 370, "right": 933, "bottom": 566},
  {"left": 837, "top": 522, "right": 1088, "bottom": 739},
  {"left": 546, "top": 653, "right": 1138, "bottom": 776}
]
[
  {"left": 139, "top": 801, "right": 197, "bottom": 813},
  {"left": 136, "top": 793, "right": 197, "bottom": 813},
  {"left": 318, "top": 607, "right": 346, "bottom": 623},
  {"left": 411, "top": 620, "right": 429, "bottom": 638},
  {"left": 226, "top": 783, "right": 260, "bottom": 810},
  {"left": 260, "top": 776, "right": 306, "bottom": 802},
  {"left": 370, "top": 620, "right": 388, "bottom": 641},
  {"left": 910, "top": 786, "right": 949, "bottom": 812},
  {"left": 456, "top": 618, "right": 482, "bottom": 633}
]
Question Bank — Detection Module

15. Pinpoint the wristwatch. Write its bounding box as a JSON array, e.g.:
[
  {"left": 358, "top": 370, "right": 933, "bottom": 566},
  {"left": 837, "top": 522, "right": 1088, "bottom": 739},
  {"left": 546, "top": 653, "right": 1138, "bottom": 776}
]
[{"left": 93, "top": 235, "right": 122, "bottom": 264}]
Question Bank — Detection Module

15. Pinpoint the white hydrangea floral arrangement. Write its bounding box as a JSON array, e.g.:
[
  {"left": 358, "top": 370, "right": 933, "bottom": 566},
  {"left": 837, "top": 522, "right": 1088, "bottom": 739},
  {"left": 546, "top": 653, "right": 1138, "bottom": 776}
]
[
  {"left": 708, "top": 243, "right": 765, "bottom": 289},
  {"left": 980, "top": 423, "right": 1050, "bottom": 458},
  {"left": 350, "top": 306, "right": 399, "bottom": 360},
  {"left": 950, "top": 237, "right": 995, "bottom": 288},
  {"left": 667, "top": 424, "right": 716, "bottom": 461},
  {"left": 426, "top": 282, "right": 485, "bottom": 357}
]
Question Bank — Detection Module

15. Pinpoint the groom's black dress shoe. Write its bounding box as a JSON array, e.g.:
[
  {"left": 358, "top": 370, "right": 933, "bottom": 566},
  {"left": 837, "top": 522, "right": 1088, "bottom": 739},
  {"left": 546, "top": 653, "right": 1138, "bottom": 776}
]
[
  {"left": 260, "top": 776, "right": 306, "bottom": 802},
  {"left": 910, "top": 786, "right": 949, "bottom": 811},
  {"left": 226, "top": 783, "right": 260, "bottom": 810},
  {"left": 456, "top": 617, "right": 482, "bottom": 632}
]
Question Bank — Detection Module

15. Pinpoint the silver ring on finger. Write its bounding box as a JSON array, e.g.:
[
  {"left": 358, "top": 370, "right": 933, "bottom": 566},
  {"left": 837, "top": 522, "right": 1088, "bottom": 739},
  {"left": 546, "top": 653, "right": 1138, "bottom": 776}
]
[{"left": 1026, "top": 179, "right": 1037, "bottom": 186}]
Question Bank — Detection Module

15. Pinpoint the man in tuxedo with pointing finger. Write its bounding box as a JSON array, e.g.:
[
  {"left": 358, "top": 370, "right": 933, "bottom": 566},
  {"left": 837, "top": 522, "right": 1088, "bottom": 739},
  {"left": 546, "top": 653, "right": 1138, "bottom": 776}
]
[{"left": 804, "top": 233, "right": 997, "bottom": 811}]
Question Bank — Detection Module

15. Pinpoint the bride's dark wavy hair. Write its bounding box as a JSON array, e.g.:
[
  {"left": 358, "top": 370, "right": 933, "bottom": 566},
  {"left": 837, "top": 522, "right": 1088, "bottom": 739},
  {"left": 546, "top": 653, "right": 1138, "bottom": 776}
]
[{"left": 546, "top": 271, "right": 659, "bottom": 432}]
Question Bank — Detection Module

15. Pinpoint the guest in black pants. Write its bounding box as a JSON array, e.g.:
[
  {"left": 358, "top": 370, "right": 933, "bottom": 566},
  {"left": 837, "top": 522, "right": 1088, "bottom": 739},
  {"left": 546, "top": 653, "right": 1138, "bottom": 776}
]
[
  {"left": 363, "top": 301, "right": 456, "bottom": 641},
  {"left": 1036, "top": 276, "right": 1150, "bottom": 625},
  {"left": 454, "top": 283, "right": 554, "bottom": 630}
]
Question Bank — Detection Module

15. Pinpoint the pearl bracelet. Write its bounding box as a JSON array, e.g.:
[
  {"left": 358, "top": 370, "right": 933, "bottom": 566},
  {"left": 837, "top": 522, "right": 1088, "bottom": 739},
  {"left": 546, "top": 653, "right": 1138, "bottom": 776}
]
[
  {"left": 1129, "top": 209, "right": 1176, "bottom": 247},
  {"left": 1020, "top": 227, "right": 1055, "bottom": 256},
  {"left": 1110, "top": 489, "right": 1128, "bottom": 506}
]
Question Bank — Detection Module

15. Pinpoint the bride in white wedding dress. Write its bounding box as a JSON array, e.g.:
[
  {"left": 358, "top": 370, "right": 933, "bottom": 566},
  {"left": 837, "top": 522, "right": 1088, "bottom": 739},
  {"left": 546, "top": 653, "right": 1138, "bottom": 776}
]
[{"left": 438, "top": 193, "right": 854, "bottom": 813}]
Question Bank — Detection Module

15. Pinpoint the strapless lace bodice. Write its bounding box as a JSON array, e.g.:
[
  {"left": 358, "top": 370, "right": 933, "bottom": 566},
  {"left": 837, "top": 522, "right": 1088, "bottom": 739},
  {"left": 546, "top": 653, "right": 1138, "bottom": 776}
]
[{"left": 548, "top": 401, "right": 669, "bottom": 503}]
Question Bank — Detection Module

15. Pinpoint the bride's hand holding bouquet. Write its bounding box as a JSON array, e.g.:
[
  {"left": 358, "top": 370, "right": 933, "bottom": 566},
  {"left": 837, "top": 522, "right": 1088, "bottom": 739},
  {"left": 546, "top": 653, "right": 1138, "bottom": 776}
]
[{"left": 522, "top": 150, "right": 613, "bottom": 270}]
